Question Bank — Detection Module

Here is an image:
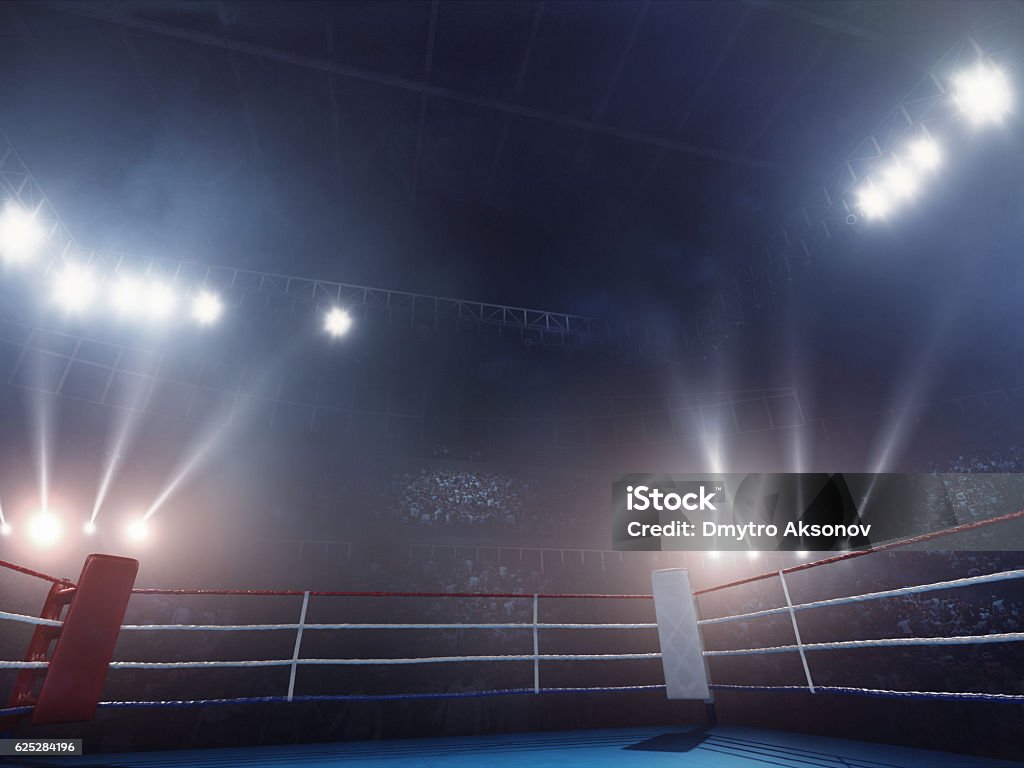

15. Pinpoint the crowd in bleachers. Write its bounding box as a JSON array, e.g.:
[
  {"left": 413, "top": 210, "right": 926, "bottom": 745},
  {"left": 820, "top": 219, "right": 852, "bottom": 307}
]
[
  {"left": 925, "top": 446, "right": 1024, "bottom": 523},
  {"left": 385, "top": 469, "right": 538, "bottom": 528},
  {"left": 930, "top": 445, "right": 1024, "bottom": 473},
  {"left": 378, "top": 466, "right": 595, "bottom": 536}
]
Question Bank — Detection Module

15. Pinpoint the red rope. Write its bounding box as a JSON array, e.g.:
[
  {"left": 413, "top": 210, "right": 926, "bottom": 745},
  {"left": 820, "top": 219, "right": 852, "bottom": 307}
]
[
  {"left": 0, "top": 558, "right": 72, "bottom": 585},
  {"left": 130, "top": 588, "right": 654, "bottom": 599},
  {"left": 693, "top": 506, "right": 1024, "bottom": 596}
]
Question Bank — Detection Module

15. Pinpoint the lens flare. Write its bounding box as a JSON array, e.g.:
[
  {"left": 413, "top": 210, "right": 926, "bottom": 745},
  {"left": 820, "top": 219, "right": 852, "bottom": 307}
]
[
  {"left": 126, "top": 518, "right": 148, "bottom": 542},
  {"left": 113, "top": 276, "right": 144, "bottom": 315},
  {"left": 191, "top": 291, "right": 223, "bottom": 325},
  {"left": 324, "top": 307, "right": 352, "bottom": 338},
  {"left": 52, "top": 265, "right": 97, "bottom": 312},
  {"left": 881, "top": 162, "right": 919, "bottom": 200},
  {"left": 0, "top": 204, "right": 46, "bottom": 265},
  {"left": 953, "top": 63, "right": 1013, "bottom": 125},
  {"left": 908, "top": 137, "right": 941, "bottom": 171},
  {"left": 856, "top": 183, "right": 892, "bottom": 219},
  {"left": 27, "top": 511, "right": 62, "bottom": 547},
  {"left": 145, "top": 282, "right": 177, "bottom": 321}
]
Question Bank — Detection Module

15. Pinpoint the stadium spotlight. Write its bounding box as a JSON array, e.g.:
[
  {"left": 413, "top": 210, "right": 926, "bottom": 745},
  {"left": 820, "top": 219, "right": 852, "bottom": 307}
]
[
  {"left": 953, "top": 63, "right": 1013, "bottom": 125},
  {"left": 324, "top": 307, "right": 352, "bottom": 338},
  {"left": 27, "top": 511, "right": 61, "bottom": 547},
  {"left": 112, "top": 276, "right": 144, "bottom": 315},
  {"left": 0, "top": 204, "right": 46, "bottom": 265},
  {"left": 191, "top": 290, "right": 223, "bottom": 325},
  {"left": 52, "top": 265, "right": 97, "bottom": 313},
  {"left": 908, "top": 137, "right": 942, "bottom": 171},
  {"left": 0, "top": 522, "right": 11, "bottom": 536},
  {"left": 881, "top": 161, "right": 919, "bottom": 200},
  {"left": 126, "top": 518, "right": 148, "bottom": 542},
  {"left": 796, "top": 550, "right": 810, "bottom": 559},
  {"left": 83, "top": 520, "right": 96, "bottom": 535},
  {"left": 856, "top": 182, "right": 892, "bottom": 219},
  {"left": 746, "top": 550, "right": 760, "bottom": 560},
  {"left": 145, "top": 281, "right": 177, "bottom": 321}
]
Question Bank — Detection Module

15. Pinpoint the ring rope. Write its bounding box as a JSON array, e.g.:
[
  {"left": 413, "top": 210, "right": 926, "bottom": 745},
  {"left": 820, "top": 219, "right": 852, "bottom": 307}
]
[
  {"left": 0, "top": 652, "right": 662, "bottom": 671},
  {"left": 709, "top": 683, "right": 1024, "bottom": 703},
  {"left": 129, "top": 588, "right": 654, "bottom": 599},
  {"left": 704, "top": 631, "right": 1024, "bottom": 657},
  {"left": 700, "top": 568, "right": 1024, "bottom": 626},
  {"left": 105, "top": 652, "right": 663, "bottom": 669},
  {"left": 0, "top": 609, "right": 63, "bottom": 627},
  {"left": 119, "top": 621, "right": 659, "bottom": 632},
  {"left": 6, "top": 681, "right": 1024, "bottom": 718},
  {"left": 0, "top": 684, "right": 668, "bottom": 718},
  {"left": 0, "top": 558, "right": 72, "bottom": 585}
]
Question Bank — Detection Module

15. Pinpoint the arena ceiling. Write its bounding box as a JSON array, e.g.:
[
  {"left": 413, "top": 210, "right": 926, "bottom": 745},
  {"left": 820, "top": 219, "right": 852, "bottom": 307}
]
[{"left": 0, "top": 0, "right": 992, "bottom": 327}]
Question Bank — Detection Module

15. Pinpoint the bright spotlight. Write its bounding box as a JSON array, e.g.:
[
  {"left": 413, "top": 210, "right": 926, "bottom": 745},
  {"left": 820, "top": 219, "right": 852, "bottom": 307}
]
[
  {"left": 0, "top": 204, "right": 46, "bottom": 265},
  {"left": 856, "top": 182, "right": 892, "bottom": 219},
  {"left": 112, "top": 276, "right": 144, "bottom": 315},
  {"left": 796, "top": 550, "right": 809, "bottom": 560},
  {"left": 881, "top": 162, "right": 919, "bottom": 200},
  {"left": 953, "top": 63, "right": 1013, "bottom": 125},
  {"left": 27, "top": 511, "right": 62, "bottom": 547},
  {"left": 0, "top": 522, "right": 11, "bottom": 536},
  {"left": 324, "top": 307, "right": 352, "bottom": 338},
  {"left": 52, "top": 265, "right": 97, "bottom": 313},
  {"left": 191, "top": 290, "right": 223, "bottom": 325},
  {"left": 707, "top": 551, "right": 721, "bottom": 560},
  {"left": 746, "top": 550, "right": 760, "bottom": 560},
  {"left": 908, "top": 137, "right": 942, "bottom": 171},
  {"left": 83, "top": 520, "right": 97, "bottom": 535},
  {"left": 145, "top": 282, "right": 177, "bottom": 321},
  {"left": 126, "top": 518, "right": 148, "bottom": 542}
]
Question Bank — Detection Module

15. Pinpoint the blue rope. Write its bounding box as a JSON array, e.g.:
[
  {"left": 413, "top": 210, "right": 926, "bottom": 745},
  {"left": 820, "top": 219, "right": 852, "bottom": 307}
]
[
  {"left": 8, "top": 683, "right": 1024, "bottom": 716},
  {"left": 710, "top": 684, "right": 1024, "bottom": 703},
  {"left": 0, "top": 705, "right": 34, "bottom": 717},
  {"left": 91, "top": 685, "right": 667, "bottom": 709}
]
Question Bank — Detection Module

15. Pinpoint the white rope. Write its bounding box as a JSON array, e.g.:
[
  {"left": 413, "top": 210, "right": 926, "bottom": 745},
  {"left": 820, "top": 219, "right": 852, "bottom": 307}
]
[
  {"left": 710, "top": 683, "right": 1024, "bottom": 702},
  {"left": 704, "top": 631, "right": 1024, "bottom": 657},
  {"left": 107, "top": 652, "right": 662, "bottom": 670},
  {"left": 118, "top": 622, "right": 658, "bottom": 632},
  {"left": 0, "top": 660, "right": 48, "bottom": 669},
  {"left": 0, "top": 609, "right": 62, "bottom": 627},
  {"left": 700, "top": 568, "right": 1024, "bottom": 626}
]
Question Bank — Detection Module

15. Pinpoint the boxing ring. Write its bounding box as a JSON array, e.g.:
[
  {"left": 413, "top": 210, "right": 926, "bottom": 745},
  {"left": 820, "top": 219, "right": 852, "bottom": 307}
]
[{"left": 3, "top": 509, "right": 1024, "bottom": 766}]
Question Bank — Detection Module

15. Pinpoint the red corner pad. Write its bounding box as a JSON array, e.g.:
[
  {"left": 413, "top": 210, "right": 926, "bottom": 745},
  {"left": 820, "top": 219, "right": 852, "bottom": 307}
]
[{"left": 30, "top": 554, "right": 139, "bottom": 725}]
